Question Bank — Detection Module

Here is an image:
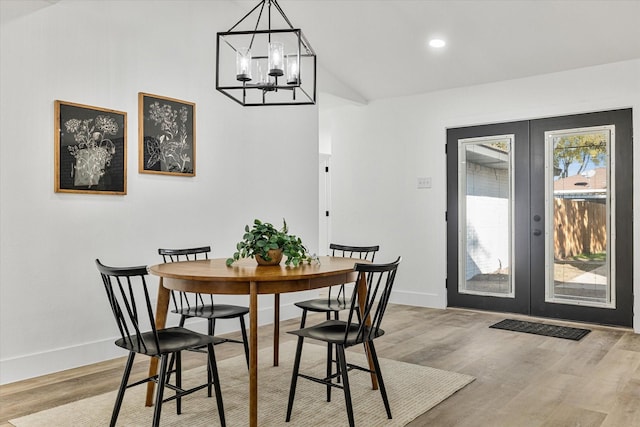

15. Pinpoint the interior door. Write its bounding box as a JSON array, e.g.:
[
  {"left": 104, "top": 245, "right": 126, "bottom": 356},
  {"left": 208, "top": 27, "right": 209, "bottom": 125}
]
[
  {"left": 319, "top": 154, "right": 331, "bottom": 255},
  {"left": 447, "top": 109, "right": 633, "bottom": 326}
]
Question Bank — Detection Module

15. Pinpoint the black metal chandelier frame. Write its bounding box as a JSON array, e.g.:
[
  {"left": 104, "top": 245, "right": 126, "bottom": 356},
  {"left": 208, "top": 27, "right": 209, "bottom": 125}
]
[{"left": 216, "top": 0, "right": 317, "bottom": 106}]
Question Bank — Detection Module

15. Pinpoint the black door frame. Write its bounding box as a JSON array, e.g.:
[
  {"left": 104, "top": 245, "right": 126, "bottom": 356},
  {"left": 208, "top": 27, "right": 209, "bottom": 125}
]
[{"left": 446, "top": 109, "right": 633, "bottom": 326}]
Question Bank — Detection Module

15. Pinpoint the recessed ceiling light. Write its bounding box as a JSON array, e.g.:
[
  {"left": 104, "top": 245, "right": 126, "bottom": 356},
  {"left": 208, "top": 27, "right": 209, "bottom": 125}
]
[{"left": 429, "top": 39, "right": 446, "bottom": 48}]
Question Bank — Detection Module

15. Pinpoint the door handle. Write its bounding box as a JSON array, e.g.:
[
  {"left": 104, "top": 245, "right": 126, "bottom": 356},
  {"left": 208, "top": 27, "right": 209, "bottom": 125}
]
[{"left": 533, "top": 229, "right": 542, "bottom": 236}]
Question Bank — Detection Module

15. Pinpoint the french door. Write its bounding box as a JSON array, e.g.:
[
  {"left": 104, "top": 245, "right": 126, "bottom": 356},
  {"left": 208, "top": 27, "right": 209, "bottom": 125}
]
[{"left": 446, "top": 109, "right": 633, "bottom": 326}]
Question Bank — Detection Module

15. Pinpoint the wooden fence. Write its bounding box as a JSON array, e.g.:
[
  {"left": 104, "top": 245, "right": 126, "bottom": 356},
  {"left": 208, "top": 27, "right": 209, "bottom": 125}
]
[{"left": 553, "top": 199, "right": 606, "bottom": 259}]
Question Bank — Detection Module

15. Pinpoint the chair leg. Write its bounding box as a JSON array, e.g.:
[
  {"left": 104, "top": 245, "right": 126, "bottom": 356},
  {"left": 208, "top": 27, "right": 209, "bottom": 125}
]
[
  {"left": 239, "top": 315, "right": 250, "bottom": 370},
  {"left": 206, "top": 319, "right": 215, "bottom": 397},
  {"left": 285, "top": 336, "right": 305, "bottom": 422},
  {"left": 333, "top": 312, "right": 341, "bottom": 385},
  {"left": 323, "top": 310, "right": 333, "bottom": 402},
  {"left": 209, "top": 318, "right": 216, "bottom": 335},
  {"left": 299, "top": 309, "right": 308, "bottom": 328},
  {"left": 175, "top": 351, "right": 182, "bottom": 415},
  {"left": 152, "top": 354, "right": 169, "bottom": 427},
  {"left": 110, "top": 352, "right": 135, "bottom": 427},
  {"left": 368, "top": 341, "right": 392, "bottom": 419},
  {"left": 326, "top": 341, "right": 332, "bottom": 402},
  {"left": 166, "top": 315, "right": 187, "bottom": 386},
  {"left": 336, "top": 345, "right": 354, "bottom": 427},
  {"left": 207, "top": 343, "right": 226, "bottom": 427}
]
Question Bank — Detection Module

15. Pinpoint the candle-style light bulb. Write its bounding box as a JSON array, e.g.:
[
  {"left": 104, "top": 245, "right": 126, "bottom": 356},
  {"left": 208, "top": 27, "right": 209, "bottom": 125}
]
[
  {"left": 268, "top": 42, "right": 284, "bottom": 76},
  {"left": 286, "top": 53, "right": 300, "bottom": 85},
  {"left": 236, "top": 48, "right": 252, "bottom": 82},
  {"left": 256, "top": 59, "right": 275, "bottom": 90}
]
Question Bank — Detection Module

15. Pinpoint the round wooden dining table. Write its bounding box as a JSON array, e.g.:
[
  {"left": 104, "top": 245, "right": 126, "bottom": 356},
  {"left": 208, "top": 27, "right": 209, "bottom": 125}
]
[{"left": 146, "top": 256, "right": 376, "bottom": 427}]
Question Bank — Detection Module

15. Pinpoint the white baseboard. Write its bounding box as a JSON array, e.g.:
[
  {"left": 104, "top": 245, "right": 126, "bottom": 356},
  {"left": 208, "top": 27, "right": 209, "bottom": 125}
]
[
  {"left": 0, "top": 302, "right": 304, "bottom": 386},
  {"left": 389, "top": 289, "right": 446, "bottom": 309},
  {"left": 0, "top": 338, "right": 125, "bottom": 386}
]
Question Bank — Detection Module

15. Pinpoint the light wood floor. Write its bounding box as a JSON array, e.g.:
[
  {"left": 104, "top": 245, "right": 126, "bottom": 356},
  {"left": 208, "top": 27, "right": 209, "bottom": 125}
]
[{"left": 1, "top": 306, "right": 639, "bottom": 426}]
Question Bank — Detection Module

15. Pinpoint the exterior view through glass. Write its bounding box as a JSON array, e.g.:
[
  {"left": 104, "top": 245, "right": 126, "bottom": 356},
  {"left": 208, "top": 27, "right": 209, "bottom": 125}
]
[
  {"left": 545, "top": 126, "right": 614, "bottom": 307},
  {"left": 458, "top": 135, "right": 514, "bottom": 297}
]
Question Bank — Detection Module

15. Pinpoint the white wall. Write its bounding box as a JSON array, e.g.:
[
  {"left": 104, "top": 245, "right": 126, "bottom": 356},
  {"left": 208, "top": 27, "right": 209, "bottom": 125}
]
[
  {"left": 324, "top": 59, "right": 640, "bottom": 331},
  {"left": 0, "top": 1, "right": 319, "bottom": 384}
]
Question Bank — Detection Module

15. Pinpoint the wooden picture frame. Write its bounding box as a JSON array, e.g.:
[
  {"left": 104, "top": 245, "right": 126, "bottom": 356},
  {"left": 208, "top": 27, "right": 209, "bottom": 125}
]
[
  {"left": 54, "top": 100, "right": 127, "bottom": 195},
  {"left": 138, "top": 92, "right": 196, "bottom": 176}
]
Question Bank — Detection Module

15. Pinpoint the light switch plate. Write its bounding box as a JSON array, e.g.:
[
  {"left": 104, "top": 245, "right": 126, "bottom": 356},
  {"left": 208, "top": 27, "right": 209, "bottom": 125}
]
[{"left": 417, "top": 177, "right": 432, "bottom": 189}]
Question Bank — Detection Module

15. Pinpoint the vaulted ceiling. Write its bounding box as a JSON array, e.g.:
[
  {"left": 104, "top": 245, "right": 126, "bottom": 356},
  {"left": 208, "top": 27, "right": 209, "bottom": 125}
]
[{"left": 4, "top": 0, "right": 640, "bottom": 105}]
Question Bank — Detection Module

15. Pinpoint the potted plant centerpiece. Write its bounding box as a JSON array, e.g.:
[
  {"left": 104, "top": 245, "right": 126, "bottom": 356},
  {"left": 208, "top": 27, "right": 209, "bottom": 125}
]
[{"left": 226, "top": 219, "right": 314, "bottom": 267}]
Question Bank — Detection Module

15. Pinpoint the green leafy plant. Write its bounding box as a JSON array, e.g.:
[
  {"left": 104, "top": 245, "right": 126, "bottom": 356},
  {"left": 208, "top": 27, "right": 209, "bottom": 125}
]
[{"left": 226, "top": 218, "right": 313, "bottom": 267}]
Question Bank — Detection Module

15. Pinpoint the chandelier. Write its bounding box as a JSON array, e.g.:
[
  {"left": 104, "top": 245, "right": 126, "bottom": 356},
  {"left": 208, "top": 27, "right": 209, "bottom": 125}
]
[{"left": 216, "top": 0, "right": 317, "bottom": 106}]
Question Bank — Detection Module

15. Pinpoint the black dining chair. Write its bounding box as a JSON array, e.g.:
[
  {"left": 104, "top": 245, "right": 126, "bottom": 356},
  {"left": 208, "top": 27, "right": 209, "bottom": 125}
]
[
  {"left": 286, "top": 257, "right": 401, "bottom": 427},
  {"left": 294, "top": 243, "right": 379, "bottom": 401},
  {"left": 159, "top": 247, "right": 250, "bottom": 373},
  {"left": 96, "top": 259, "right": 226, "bottom": 427}
]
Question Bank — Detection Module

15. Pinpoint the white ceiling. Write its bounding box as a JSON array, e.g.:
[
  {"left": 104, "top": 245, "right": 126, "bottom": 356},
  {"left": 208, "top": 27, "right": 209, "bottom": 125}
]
[
  {"left": 275, "top": 0, "right": 640, "bottom": 103},
  {"left": 3, "top": 0, "right": 640, "bottom": 104}
]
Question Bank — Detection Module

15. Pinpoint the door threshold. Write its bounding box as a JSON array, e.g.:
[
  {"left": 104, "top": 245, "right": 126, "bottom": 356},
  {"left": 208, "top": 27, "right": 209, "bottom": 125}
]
[{"left": 447, "top": 306, "right": 634, "bottom": 333}]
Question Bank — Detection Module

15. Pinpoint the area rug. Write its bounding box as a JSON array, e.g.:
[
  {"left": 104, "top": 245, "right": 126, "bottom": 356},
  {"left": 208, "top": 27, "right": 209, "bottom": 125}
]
[
  {"left": 10, "top": 342, "right": 474, "bottom": 426},
  {"left": 490, "top": 319, "right": 591, "bottom": 341}
]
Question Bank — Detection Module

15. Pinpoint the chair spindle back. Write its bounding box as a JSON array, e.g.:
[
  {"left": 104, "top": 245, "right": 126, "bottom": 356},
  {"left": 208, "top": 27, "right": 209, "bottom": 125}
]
[
  {"left": 158, "top": 246, "right": 211, "bottom": 312},
  {"left": 329, "top": 243, "right": 379, "bottom": 302},
  {"left": 96, "top": 259, "right": 160, "bottom": 355},
  {"left": 344, "top": 257, "right": 401, "bottom": 345}
]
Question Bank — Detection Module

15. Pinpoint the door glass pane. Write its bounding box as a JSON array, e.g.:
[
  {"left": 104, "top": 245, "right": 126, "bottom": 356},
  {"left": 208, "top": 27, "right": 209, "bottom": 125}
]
[
  {"left": 458, "top": 135, "right": 514, "bottom": 297},
  {"left": 545, "top": 126, "right": 614, "bottom": 307}
]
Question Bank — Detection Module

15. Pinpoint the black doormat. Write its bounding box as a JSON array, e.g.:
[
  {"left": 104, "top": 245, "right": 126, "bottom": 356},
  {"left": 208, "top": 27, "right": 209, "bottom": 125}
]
[{"left": 489, "top": 319, "right": 591, "bottom": 341}]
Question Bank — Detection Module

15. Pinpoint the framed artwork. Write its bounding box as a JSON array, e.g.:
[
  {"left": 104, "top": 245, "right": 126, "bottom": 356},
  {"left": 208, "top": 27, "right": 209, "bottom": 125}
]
[
  {"left": 54, "top": 100, "right": 127, "bottom": 195},
  {"left": 138, "top": 92, "right": 196, "bottom": 176}
]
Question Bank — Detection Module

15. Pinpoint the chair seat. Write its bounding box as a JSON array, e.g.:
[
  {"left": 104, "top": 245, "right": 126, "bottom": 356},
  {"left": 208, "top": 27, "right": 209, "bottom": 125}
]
[
  {"left": 288, "top": 319, "right": 385, "bottom": 346},
  {"left": 115, "top": 327, "right": 225, "bottom": 356},
  {"left": 172, "top": 303, "right": 249, "bottom": 319},
  {"left": 294, "top": 298, "right": 349, "bottom": 313}
]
